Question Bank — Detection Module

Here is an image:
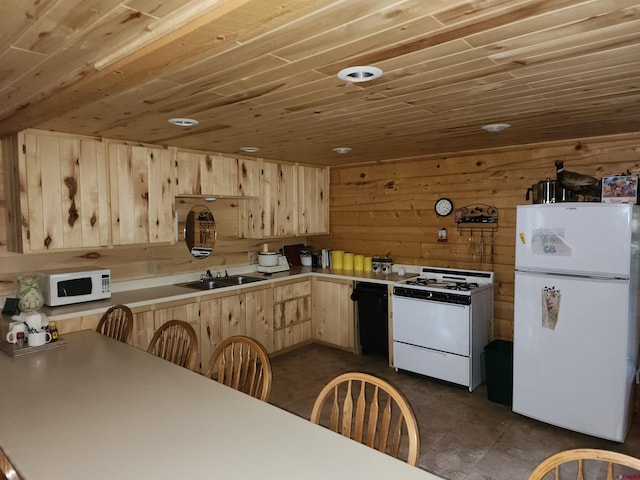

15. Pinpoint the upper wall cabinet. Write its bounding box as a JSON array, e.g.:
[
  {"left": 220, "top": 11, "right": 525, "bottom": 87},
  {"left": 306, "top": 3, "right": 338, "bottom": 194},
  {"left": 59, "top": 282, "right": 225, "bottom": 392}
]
[
  {"left": 239, "top": 162, "right": 329, "bottom": 239},
  {"left": 240, "top": 160, "right": 297, "bottom": 238},
  {"left": 175, "top": 150, "right": 260, "bottom": 197},
  {"left": 3, "top": 129, "right": 110, "bottom": 253},
  {"left": 107, "top": 143, "right": 176, "bottom": 245},
  {"left": 298, "top": 165, "right": 329, "bottom": 235}
]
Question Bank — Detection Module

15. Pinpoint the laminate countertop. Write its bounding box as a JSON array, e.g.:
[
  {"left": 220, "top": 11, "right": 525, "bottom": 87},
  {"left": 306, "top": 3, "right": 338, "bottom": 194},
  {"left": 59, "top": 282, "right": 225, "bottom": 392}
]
[
  {"left": 0, "top": 331, "right": 442, "bottom": 480},
  {"left": 38, "top": 266, "right": 414, "bottom": 321}
]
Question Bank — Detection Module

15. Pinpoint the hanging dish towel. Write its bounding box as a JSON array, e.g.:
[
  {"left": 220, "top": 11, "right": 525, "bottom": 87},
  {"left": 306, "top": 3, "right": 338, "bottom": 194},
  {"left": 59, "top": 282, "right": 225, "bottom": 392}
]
[{"left": 542, "top": 286, "right": 561, "bottom": 330}]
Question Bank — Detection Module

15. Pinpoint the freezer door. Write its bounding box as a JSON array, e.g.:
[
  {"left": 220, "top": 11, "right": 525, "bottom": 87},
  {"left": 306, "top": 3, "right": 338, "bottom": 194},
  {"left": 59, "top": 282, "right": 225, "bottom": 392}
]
[
  {"left": 515, "top": 203, "right": 633, "bottom": 277},
  {"left": 513, "top": 271, "right": 634, "bottom": 441}
]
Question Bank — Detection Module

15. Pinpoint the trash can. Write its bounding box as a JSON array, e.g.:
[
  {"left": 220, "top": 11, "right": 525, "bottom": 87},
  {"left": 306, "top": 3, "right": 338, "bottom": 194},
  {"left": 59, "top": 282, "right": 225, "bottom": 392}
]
[
  {"left": 350, "top": 282, "right": 388, "bottom": 357},
  {"left": 484, "top": 340, "right": 513, "bottom": 406}
]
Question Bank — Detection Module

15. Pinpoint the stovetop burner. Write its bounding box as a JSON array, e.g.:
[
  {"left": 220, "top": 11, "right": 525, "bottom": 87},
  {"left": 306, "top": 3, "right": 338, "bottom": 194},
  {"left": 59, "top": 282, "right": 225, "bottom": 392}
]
[{"left": 396, "top": 266, "right": 493, "bottom": 297}]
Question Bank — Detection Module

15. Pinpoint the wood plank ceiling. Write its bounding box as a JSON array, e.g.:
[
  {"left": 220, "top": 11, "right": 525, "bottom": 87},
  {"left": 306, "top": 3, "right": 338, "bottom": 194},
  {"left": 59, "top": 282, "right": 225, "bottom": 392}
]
[{"left": 0, "top": 0, "right": 639, "bottom": 166}]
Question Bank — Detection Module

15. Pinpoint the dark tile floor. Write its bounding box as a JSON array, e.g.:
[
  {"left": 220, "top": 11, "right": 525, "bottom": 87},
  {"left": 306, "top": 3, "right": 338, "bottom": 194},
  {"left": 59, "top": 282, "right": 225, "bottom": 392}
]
[{"left": 268, "top": 344, "right": 640, "bottom": 479}]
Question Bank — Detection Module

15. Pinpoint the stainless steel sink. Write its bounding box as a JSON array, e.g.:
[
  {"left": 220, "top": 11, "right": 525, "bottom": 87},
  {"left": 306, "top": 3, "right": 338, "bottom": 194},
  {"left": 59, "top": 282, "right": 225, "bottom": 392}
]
[
  {"left": 221, "top": 275, "right": 265, "bottom": 285},
  {"left": 179, "top": 275, "right": 265, "bottom": 290}
]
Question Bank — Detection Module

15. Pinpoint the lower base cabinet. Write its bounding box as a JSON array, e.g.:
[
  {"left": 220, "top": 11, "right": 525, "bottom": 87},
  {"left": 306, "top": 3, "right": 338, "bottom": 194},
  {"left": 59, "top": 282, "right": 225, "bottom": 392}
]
[
  {"left": 53, "top": 275, "right": 352, "bottom": 365},
  {"left": 199, "top": 284, "right": 272, "bottom": 365},
  {"left": 272, "top": 278, "right": 312, "bottom": 353},
  {"left": 311, "top": 277, "right": 355, "bottom": 352}
]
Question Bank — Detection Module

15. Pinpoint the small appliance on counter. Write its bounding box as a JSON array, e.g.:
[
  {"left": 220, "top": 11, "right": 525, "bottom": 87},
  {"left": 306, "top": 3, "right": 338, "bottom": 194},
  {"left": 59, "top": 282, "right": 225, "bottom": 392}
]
[
  {"left": 38, "top": 267, "right": 111, "bottom": 307},
  {"left": 257, "top": 243, "right": 290, "bottom": 273},
  {"left": 257, "top": 255, "right": 290, "bottom": 274}
]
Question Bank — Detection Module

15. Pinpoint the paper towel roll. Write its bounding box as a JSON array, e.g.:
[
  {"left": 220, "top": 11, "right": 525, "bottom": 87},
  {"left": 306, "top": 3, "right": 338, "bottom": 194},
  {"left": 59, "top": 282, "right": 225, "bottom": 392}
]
[{"left": 262, "top": 243, "right": 269, "bottom": 253}]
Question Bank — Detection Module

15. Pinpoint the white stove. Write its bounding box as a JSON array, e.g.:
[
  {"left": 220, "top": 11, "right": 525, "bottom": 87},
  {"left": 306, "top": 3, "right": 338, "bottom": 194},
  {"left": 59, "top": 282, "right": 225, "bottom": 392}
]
[{"left": 392, "top": 266, "right": 494, "bottom": 391}]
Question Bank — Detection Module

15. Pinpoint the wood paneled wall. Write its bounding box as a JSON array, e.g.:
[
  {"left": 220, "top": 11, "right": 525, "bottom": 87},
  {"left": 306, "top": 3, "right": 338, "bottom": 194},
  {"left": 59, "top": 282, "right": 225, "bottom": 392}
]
[
  {"left": 2, "top": 132, "right": 640, "bottom": 341},
  {"left": 308, "top": 133, "right": 640, "bottom": 340}
]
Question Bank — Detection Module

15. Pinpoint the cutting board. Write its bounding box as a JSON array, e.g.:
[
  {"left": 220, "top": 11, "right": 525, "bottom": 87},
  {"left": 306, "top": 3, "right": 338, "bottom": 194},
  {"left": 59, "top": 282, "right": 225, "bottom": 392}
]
[{"left": 283, "top": 244, "right": 305, "bottom": 266}]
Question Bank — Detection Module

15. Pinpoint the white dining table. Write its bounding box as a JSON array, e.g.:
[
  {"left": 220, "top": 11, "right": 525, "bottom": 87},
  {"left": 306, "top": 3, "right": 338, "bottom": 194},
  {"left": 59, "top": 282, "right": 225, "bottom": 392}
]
[{"left": 0, "top": 331, "right": 442, "bottom": 479}]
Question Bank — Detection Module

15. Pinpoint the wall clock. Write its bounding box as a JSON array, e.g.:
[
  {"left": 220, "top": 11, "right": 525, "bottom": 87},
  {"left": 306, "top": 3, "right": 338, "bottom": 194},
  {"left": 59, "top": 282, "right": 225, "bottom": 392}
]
[{"left": 434, "top": 198, "right": 453, "bottom": 217}]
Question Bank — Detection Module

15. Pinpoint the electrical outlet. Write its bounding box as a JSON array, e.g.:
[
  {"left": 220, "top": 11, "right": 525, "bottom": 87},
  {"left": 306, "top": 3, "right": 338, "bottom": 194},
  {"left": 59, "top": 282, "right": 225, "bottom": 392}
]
[{"left": 247, "top": 251, "right": 258, "bottom": 264}]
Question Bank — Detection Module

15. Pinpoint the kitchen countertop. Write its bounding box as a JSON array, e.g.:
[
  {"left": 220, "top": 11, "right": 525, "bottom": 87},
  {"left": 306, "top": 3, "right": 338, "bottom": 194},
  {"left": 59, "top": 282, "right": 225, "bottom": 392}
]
[{"left": 38, "top": 266, "right": 415, "bottom": 321}]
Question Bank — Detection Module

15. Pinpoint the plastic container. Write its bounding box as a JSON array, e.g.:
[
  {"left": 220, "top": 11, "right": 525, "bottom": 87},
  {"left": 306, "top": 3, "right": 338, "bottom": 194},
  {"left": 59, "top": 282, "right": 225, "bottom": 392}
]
[{"left": 484, "top": 340, "right": 513, "bottom": 406}]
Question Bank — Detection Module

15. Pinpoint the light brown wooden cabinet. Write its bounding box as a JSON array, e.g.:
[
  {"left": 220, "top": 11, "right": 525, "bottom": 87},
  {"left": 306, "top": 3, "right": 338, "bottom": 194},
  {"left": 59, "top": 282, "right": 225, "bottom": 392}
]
[
  {"left": 199, "top": 284, "right": 273, "bottom": 363},
  {"left": 175, "top": 150, "right": 260, "bottom": 197},
  {"left": 107, "top": 143, "right": 177, "bottom": 245},
  {"left": 297, "top": 164, "right": 329, "bottom": 235},
  {"left": 3, "top": 129, "right": 110, "bottom": 253},
  {"left": 311, "top": 276, "right": 355, "bottom": 351},
  {"left": 273, "top": 278, "right": 312, "bottom": 352},
  {"left": 240, "top": 162, "right": 329, "bottom": 239}
]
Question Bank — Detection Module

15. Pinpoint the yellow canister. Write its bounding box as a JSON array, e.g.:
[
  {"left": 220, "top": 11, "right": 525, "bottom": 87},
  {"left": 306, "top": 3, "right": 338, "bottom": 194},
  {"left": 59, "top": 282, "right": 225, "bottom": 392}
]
[
  {"left": 363, "top": 256, "right": 373, "bottom": 272},
  {"left": 331, "top": 250, "right": 344, "bottom": 269},
  {"left": 354, "top": 254, "right": 364, "bottom": 271},
  {"left": 343, "top": 252, "right": 354, "bottom": 270}
]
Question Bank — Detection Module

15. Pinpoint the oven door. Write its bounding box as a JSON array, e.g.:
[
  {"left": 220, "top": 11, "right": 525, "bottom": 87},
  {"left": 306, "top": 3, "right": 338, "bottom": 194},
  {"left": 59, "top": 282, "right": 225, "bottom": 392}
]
[{"left": 392, "top": 296, "right": 470, "bottom": 356}]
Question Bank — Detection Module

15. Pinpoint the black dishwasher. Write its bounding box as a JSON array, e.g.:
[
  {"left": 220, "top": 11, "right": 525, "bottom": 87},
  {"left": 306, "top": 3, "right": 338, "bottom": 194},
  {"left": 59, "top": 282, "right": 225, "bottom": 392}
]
[{"left": 350, "top": 282, "right": 389, "bottom": 356}]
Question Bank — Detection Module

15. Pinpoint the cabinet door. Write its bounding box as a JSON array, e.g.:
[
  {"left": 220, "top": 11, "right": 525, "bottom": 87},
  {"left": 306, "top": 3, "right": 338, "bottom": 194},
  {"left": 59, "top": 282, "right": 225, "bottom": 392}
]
[
  {"left": 9, "top": 130, "right": 110, "bottom": 252},
  {"left": 298, "top": 165, "right": 329, "bottom": 235},
  {"left": 108, "top": 143, "right": 176, "bottom": 245},
  {"left": 241, "top": 161, "right": 297, "bottom": 238},
  {"left": 176, "top": 150, "right": 244, "bottom": 196},
  {"left": 312, "top": 277, "right": 355, "bottom": 351}
]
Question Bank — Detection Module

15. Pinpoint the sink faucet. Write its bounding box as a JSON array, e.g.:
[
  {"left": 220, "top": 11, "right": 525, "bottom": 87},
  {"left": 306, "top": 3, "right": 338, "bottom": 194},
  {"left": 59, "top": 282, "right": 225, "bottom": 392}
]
[
  {"left": 201, "top": 269, "right": 214, "bottom": 282},
  {"left": 224, "top": 270, "right": 229, "bottom": 278}
]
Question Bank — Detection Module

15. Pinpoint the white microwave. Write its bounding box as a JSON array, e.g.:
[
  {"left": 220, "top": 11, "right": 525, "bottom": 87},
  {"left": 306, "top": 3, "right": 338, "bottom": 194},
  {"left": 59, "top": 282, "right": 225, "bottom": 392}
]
[{"left": 38, "top": 268, "right": 111, "bottom": 307}]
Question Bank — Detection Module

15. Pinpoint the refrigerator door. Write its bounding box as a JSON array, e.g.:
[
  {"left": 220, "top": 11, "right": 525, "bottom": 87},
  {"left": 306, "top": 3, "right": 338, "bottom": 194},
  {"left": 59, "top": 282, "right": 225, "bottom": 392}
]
[
  {"left": 516, "top": 203, "right": 633, "bottom": 277},
  {"left": 513, "top": 271, "right": 633, "bottom": 441}
]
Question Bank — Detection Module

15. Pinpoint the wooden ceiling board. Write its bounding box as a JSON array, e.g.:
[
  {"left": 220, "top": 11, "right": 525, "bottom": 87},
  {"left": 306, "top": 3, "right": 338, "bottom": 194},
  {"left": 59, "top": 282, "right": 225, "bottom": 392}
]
[{"left": 0, "top": 0, "right": 639, "bottom": 166}]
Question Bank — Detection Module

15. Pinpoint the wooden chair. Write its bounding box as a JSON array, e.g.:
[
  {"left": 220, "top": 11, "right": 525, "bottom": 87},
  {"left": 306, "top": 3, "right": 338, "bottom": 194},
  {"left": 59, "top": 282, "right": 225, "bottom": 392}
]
[
  {"left": 310, "top": 372, "right": 420, "bottom": 466},
  {"left": 529, "top": 448, "right": 640, "bottom": 480},
  {"left": 147, "top": 320, "right": 198, "bottom": 371},
  {"left": 96, "top": 304, "right": 133, "bottom": 343},
  {"left": 0, "top": 446, "right": 22, "bottom": 480},
  {"left": 204, "top": 336, "right": 272, "bottom": 402}
]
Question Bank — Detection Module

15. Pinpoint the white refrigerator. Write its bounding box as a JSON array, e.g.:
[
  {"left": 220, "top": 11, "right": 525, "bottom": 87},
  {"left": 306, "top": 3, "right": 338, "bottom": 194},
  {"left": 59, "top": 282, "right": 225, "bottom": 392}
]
[{"left": 513, "top": 203, "right": 640, "bottom": 442}]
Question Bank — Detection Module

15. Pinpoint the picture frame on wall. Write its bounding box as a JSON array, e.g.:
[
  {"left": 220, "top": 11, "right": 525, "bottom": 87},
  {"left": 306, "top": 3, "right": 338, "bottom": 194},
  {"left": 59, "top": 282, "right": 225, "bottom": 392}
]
[{"left": 602, "top": 176, "right": 638, "bottom": 204}]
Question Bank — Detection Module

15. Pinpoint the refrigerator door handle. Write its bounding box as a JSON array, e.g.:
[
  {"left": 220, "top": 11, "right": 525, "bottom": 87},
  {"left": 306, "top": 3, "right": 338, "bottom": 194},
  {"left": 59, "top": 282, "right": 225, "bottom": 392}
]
[{"left": 515, "top": 269, "right": 629, "bottom": 281}]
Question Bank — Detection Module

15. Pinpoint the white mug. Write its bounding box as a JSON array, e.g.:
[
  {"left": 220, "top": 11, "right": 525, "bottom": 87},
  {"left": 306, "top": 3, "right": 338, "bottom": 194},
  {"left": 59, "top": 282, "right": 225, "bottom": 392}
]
[
  {"left": 5, "top": 322, "right": 26, "bottom": 344},
  {"left": 27, "top": 331, "right": 52, "bottom": 347}
]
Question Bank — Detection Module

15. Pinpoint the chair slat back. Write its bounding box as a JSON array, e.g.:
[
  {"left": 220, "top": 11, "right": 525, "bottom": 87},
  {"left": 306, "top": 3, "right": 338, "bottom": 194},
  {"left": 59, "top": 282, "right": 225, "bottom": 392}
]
[
  {"left": 310, "top": 372, "right": 420, "bottom": 466},
  {"left": 529, "top": 449, "right": 640, "bottom": 480},
  {"left": 96, "top": 304, "right": 133, "bottom": 343},
  {"left": 0, "top": 447, "right": 22, "bottom": 480},
  {"left": 204, "top": 336, "right": 272, "bottom": 402},
  {"left": 147, "top": 320, "right": 198, "bottom": 371}
]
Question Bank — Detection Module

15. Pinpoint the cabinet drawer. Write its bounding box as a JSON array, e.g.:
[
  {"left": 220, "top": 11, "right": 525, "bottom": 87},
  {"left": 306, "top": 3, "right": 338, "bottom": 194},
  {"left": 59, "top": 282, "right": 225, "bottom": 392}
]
[
  {"left": 273, "top": 280, "right": 311, "bottom": 302},
  {"left": 393, "top": 341, "right": 469, "bottom": 387},
  {"left": 274, "top": 296, "right": 311, "bottom": 329}
]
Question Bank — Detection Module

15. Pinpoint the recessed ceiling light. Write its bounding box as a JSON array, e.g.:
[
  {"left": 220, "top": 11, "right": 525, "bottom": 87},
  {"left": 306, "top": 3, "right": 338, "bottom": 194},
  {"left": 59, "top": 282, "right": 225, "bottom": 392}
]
[
  {"left": 333, "top": 147, "right": 352, "bottom": 154},
  {"left": 482, "top": 123, "right": 511, "bottom": 132},
  {"left": 337, "top": 66, "right": 383, "bottom": 83},
  {"left": 240, "top": 146, "right": 261, "bottom": 153},
  {"left": 168, "top": 117, "right": 199, "bottom": 127}
]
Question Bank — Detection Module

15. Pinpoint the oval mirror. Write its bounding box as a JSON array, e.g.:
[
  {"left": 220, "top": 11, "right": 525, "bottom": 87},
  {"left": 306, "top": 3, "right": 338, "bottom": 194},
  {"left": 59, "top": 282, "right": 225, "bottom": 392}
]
[{"left": 184, "top": 205, "right": 217, "bottom": 259}]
